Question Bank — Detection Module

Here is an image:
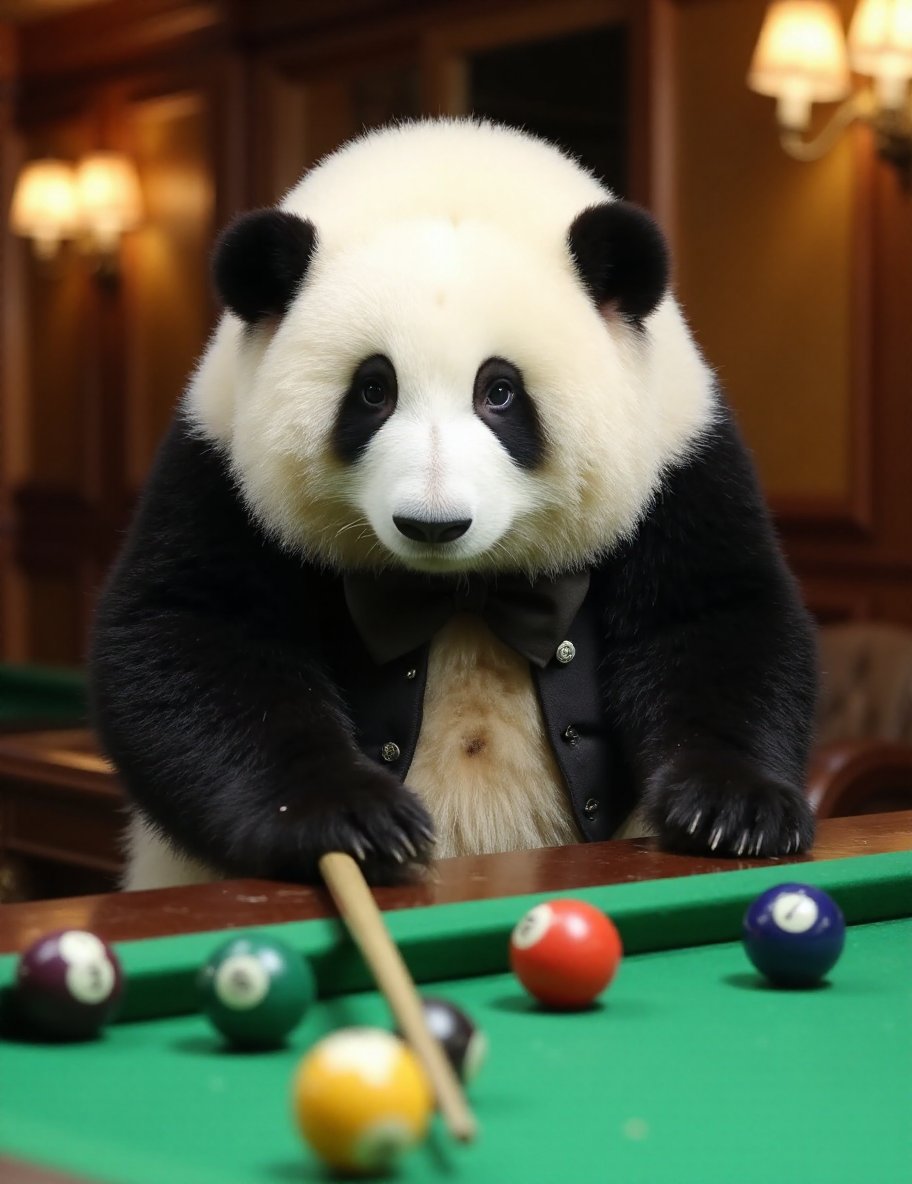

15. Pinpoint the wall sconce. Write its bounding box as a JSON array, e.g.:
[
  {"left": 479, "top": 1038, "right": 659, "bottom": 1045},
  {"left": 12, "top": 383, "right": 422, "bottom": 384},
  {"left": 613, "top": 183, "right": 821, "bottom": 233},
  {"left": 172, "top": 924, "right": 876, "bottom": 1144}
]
[
  {"left": 9, "top": 158, "right": 79, "bottom": 259},
  {"left": 748, "top": 0, "right": 912, "bottom": 185},
  {"left": 75, "top": 152, "right": 143, "bottom": 257},
  {"left": 9, "top": 151, "right": 143, "bottom": 271}
]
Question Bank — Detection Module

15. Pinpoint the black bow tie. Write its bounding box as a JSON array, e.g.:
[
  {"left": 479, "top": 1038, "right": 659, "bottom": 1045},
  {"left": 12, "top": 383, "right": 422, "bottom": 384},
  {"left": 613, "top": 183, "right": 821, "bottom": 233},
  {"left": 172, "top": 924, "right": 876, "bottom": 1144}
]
[{"left": 343, "top": 568, "right": 590, "bottom": 668}]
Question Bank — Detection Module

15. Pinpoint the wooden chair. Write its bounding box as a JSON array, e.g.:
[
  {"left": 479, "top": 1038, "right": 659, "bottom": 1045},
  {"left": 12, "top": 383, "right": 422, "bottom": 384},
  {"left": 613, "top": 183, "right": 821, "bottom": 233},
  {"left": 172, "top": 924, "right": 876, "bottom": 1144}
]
[{"left": 808, "top": 623, "right": 912, "bottom": 818}]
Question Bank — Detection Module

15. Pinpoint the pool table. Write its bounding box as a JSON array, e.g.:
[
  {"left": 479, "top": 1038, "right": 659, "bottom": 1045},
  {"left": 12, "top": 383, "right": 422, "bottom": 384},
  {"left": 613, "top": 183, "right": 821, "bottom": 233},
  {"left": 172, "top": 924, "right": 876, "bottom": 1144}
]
[{"left": 1, "top": 813, "right": 910, "bottom": 1184}]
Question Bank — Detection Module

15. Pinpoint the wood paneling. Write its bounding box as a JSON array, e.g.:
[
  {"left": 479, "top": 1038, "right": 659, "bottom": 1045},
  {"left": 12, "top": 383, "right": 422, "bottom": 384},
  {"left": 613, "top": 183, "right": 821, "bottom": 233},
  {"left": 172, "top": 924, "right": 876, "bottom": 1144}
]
[
  {"left": 0, "top": 0, "right": 909, "bottom": 664},
  {"left": 2, "top": 20, "right": 233, "bottom": 661},
  {"left": 654, "top": 0, "right": 912, "bottom": 628},
  {"left": 124, "top": 89, "right": 213, "bottom": 484},
  {"left": 667, "top": 0, "right": 858, "bottom": 516}
]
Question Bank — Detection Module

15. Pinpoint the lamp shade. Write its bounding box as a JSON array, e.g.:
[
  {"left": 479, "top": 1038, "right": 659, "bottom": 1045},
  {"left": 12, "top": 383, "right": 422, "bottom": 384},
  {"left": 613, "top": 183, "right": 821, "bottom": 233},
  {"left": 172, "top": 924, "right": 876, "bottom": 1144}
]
[
  {"left": 749, "top": 1, "right": 851, "bottom": 127},
  {"left": 10, "top": 159, "right": 79, "bottom": 257},
  {"left": 849, "top": 0, "right": 912, "bottom": 106},
  {"left": 75, "top": 151, "right": 143, "bottom": 248}
]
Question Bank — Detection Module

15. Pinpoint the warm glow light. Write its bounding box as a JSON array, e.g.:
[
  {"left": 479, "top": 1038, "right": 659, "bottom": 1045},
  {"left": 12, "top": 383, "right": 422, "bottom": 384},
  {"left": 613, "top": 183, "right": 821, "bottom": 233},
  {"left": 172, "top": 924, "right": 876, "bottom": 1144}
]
[
  {"left": 849, "top": 0, "right": 912, "bottom": 107},
  {"left": 75, "top": 151, "right": 143, "bottom": 251},
  {"left": 10, "top": 159, "right": 79, "bottom": 258},
  {"left": 748, "top": 1, "right": 851, "bottom": 128}
]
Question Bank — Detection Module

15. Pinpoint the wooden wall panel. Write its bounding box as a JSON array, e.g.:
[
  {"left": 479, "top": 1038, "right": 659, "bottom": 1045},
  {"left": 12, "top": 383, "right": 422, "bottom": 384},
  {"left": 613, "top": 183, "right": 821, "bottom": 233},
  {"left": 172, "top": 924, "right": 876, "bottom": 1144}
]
[
  {"left": 653, "top": 0, "right": 912, "bottom": 627},
  {"left": 0, "top": 0, "right": 909, "bottom": 669},
  {"left": 0, "top": 21, "right": 20, "bottom": 660},
  {"left": 124, "top": 90, "right": 214, "bottom": 486},
  {"left": 1, "top": 11, "right": 235, "bottom": 665},
  {"left": 665, "top": 0, "right": 858, "bottom": 518}
]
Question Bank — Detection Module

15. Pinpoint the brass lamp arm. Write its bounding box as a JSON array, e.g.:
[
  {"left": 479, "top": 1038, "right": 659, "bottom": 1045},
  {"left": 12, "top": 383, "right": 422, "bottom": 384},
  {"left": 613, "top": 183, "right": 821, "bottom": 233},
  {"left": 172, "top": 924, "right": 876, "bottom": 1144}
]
[
  {"left": 779, "top": 92, "right": 875, "bottom": 161},
  {"left": 780, "top": 88, "right": 912, "bottom": 187}
]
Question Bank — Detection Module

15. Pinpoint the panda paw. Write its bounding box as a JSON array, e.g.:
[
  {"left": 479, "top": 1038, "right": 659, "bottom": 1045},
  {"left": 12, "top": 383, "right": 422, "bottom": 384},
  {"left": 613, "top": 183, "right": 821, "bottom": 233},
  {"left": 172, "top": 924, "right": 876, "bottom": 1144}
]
[
  {"left": 326, "top": 766, "right": 437, "bottom": 885},
  {"left": 233, "top": 761, "right": 435, "bottom": 885},
  {"left": 643, "top": 751, "right": 814, "bottom": 858}
]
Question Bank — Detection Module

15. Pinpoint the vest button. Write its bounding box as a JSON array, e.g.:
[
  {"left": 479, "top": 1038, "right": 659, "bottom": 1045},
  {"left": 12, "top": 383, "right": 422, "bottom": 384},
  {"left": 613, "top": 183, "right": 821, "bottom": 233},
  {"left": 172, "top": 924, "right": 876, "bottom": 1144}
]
[
  {"left": 405, "top": 667, "right": 418, "bottom": 680},
  {"left": 381, "top": 742, "right": 401, "bottom": 762},
  {"left": 562, "top": 724, "right": 580, "bottom": 745},
  {"left": 555, "top": 640, "right": 576, "bottom": 664},
  {"left": 584, "top": 797, "right": 599, "bottom": 820}
]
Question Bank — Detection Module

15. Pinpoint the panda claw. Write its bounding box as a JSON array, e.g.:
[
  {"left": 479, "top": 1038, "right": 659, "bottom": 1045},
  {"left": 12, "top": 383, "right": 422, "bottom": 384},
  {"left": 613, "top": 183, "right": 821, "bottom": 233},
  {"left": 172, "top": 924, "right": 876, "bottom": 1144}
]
[{"left": 687, "top": 811, "right": 702, "bottom": 836}]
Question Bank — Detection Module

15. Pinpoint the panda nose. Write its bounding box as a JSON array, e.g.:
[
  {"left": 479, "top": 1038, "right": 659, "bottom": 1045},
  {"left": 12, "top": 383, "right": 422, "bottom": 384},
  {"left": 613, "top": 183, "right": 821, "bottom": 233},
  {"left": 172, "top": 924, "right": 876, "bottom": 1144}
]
[{"left": 393, "top": 515, "right": 472, "bottom": 544}]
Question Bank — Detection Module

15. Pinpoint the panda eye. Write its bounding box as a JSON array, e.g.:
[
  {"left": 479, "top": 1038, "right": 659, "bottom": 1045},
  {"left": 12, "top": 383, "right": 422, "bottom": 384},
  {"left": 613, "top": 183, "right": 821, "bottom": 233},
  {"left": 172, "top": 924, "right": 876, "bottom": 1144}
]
[
  {"left": 360, "top": 377, "right": 390, "bottom": 408},
  {"left": 484, "top": 379, "right": 515, "bottom": 411}
]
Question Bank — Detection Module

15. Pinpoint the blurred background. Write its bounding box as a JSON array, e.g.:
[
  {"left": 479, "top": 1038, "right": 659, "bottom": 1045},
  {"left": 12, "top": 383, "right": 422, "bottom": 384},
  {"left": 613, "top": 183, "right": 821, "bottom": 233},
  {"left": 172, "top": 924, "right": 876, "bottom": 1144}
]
[{"left": 0, "top": 0, "right": 909, "bottom": 899}]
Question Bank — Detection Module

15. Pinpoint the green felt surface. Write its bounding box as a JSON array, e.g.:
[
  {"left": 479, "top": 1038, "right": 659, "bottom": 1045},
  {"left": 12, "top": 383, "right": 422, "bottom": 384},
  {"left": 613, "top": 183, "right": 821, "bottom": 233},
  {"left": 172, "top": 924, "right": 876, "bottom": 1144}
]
[{"left": 1, "top": 854, "right": 910, "bottom": 1184}]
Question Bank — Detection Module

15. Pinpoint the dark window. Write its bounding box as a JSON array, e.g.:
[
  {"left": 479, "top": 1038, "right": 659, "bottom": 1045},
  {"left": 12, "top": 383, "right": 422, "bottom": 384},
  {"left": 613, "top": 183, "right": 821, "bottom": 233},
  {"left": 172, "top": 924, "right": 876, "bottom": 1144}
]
[{"left": 467, "top": 25, "right": 629, "bottom": 197}]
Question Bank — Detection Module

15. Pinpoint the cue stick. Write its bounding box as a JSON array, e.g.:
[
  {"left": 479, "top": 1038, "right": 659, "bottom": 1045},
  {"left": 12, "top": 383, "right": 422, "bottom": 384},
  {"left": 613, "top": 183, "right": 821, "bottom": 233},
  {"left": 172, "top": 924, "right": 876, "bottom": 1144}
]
[{"left": 318, "top": 851, "right": 478, "bottom": 1143}]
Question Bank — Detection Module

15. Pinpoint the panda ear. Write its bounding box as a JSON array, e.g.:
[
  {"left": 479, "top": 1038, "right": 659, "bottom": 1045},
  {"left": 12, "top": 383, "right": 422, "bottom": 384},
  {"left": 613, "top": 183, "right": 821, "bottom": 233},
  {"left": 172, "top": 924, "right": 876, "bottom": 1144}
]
[
  {"left": 568, "top": 202, "right": 668, "bottom": 323},
  {"left": 212, "top": 209, "right": 317, "bottom": 324}
]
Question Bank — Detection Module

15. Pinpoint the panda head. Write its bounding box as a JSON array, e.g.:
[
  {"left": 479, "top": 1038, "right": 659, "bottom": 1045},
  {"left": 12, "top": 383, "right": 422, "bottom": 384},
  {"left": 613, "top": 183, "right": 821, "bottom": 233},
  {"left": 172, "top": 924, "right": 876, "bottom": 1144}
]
[{"left": 190, "top": 120, "right": 713, "bottom": 577}]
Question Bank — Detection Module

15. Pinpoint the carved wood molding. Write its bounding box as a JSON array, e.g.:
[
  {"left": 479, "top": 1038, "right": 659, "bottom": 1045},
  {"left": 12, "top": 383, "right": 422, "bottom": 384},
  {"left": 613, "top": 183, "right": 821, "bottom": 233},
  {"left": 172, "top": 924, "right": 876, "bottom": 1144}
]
[{"left": 16, "top": 0, "right": 227, "bottom": 102}]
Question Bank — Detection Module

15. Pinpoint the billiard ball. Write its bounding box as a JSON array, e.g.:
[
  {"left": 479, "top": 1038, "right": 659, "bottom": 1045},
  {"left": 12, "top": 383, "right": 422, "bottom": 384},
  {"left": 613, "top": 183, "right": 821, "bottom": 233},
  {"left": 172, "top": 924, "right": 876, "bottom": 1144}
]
[
  {"left": 293, "top": 1028, "right": 433, "bottom": 1174},
  {"left": 197, "top": 934, "right": 314, "bottom": 1048},
  {"left": 16, "top": 929, "right": 123, "bottom": 1040},
  {"left": 510, "top": 898, "right": 622, "bottom": 1009},
  {"left": 743, "top": 883, "right": 846, "bottom": 987},
  {"left": 396, "top": 997, "right": 487, "bottom": 1083}
]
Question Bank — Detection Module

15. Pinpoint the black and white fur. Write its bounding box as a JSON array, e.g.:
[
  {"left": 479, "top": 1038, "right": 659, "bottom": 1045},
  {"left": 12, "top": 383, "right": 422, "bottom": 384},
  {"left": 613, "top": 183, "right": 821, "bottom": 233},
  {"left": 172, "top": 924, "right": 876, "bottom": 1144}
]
[{"left": 91, "top": 120, "right": 817, "bottom": 889}]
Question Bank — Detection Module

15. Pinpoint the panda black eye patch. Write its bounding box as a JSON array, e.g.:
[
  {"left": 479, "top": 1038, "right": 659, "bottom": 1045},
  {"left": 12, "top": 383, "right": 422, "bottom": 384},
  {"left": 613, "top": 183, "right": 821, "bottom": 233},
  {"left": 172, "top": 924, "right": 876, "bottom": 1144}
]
[
  {"left": 473, "top": 358, "right": 544, "bottom": 470},
  {"left": 332, "top": 355, "right": 398, "bottom": 462}
]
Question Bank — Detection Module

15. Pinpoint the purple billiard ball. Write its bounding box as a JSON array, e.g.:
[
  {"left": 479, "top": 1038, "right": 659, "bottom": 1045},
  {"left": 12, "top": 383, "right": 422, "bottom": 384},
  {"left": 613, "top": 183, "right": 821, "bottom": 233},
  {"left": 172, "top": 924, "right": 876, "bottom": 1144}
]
[
  {"left": 16, "top": 929, "right": 123, "bottom": 1039},
  {"left": 743, "top": 883, "right": 846, "bottom": 987}
]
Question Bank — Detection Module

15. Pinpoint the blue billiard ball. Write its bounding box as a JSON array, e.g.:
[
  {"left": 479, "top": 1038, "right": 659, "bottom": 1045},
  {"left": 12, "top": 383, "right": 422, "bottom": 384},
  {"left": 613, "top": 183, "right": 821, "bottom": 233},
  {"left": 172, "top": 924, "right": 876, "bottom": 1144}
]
[{"left": 742, "top": 883, "right": 846, "bottom": 987}]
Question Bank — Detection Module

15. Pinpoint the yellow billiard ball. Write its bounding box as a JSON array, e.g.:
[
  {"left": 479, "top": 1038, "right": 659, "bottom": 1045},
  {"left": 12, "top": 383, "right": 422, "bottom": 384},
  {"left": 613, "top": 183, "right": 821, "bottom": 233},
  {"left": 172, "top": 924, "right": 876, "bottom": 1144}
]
[{"left": 292, "top": 1028, "right": 433, "bottom": 1173}]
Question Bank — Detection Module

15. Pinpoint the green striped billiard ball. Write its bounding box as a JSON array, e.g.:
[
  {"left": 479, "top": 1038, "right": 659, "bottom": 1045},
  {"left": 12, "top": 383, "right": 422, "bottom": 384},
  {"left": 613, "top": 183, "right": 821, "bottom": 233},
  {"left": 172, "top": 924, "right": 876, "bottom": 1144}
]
[{"left": 197, "top": 934, "right": 315, "bottom": 1048}]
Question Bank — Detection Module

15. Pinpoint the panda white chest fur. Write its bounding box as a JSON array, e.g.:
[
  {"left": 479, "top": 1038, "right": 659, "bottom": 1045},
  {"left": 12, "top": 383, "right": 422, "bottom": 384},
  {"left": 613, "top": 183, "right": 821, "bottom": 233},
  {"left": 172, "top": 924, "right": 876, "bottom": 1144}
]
[{"left": 409, "top": 615, "right": 579, "bottom": 858}]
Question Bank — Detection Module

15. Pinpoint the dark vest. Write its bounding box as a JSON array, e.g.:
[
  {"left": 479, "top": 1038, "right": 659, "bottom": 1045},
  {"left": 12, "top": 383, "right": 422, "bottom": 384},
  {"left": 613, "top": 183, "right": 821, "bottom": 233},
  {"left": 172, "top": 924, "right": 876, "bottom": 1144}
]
[{"left": 328, "top": 580, "right": 633, "bottom": 841}]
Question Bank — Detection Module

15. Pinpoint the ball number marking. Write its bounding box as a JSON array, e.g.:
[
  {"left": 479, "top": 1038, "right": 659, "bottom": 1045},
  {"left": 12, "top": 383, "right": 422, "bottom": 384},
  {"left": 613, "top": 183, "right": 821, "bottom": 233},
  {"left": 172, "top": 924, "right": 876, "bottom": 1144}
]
[
  {"left": 214, "top": 955, "right": 270, "bottom": 1010},
  {"left": 353, "top": 1120, "right": 414, "bottom": 1171},
  {"left": 58, "top": 931, "right": 116, "bottom": 1005},
  {"left": 770, "top": 892, "right": 819, "bottom": 934},
  {"left": 510, "top": 904, "right": 553, "bottom": 950},
  {"left": 65, "top": 957, "right": 115, "bottom": 1006}
]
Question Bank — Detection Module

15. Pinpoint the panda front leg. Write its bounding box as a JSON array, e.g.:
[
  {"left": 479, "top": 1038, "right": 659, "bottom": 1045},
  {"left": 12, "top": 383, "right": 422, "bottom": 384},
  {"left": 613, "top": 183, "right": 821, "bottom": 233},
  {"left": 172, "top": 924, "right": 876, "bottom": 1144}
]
[
  {"left": 90, "top": 422, "right": 435, "bottom": 889},
  {"left": 642, "top": 747, "right": 816, "bottom": 858},
  {"left": 598, "top": 415, "right": 819, "bottom": 860},
  {"left": 604, "top": 598, "right": 818, "bottom": 860},
  {"left": 599, "top": 613, "right": 816, "bottom": 859},
  {"left": 94, "top": 615, "right": 436, "bottom": 887}
]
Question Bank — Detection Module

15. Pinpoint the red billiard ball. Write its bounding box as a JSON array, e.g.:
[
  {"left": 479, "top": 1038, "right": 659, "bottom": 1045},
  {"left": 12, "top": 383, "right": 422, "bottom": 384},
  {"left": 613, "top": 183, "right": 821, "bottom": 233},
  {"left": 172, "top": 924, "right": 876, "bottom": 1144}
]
[
  {"left": 510, "top": 899, "right": 622, "bottom": 1009},
  {"left": 16, "top": 929, "right": 123, "bottom": 1040}
]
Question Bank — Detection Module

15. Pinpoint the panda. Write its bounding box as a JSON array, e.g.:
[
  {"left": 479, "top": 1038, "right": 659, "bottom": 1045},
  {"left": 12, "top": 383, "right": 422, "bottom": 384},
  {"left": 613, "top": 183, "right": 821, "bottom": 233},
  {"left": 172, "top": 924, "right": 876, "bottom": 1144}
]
[{"left": 90, "top": 118, "right": 817, "bottom": 891}]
